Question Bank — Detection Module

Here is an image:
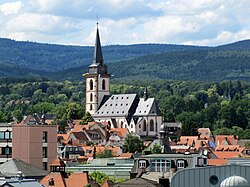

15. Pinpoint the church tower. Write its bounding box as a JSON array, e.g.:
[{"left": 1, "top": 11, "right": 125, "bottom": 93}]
[{"left": 85, "top": 24, "right": 110, "bottom": 115}]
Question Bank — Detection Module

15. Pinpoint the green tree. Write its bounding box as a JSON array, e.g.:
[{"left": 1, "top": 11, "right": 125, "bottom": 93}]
[
  {"left": 96, "top": 148, "right": 114, "bottom": 158},
  {"left": 151, "top": 144, "right": 162, "bottom": 154},
  {"left": 81, "top": 112, "right": 94, "bottom": 125},
  {"left": 90, "top": 171, "right": 109, "bottom": 185},
  {"left": 123, "top": 134, "right": 144, "bottom": 153}
]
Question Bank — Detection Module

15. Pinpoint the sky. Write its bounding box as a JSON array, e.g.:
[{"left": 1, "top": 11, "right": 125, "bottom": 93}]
[{"left": 0, "top": 0, "right": 249, "bottom": 46}]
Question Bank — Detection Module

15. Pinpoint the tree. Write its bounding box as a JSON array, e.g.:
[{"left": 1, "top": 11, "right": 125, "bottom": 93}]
[
  {"left": 151, "top": 144, "right": 162, "bottom": 154},
  {"left": 176, "top": 112, "right": 201, "bottom": 136},
  {"left": 90, "top": 171, "right": 109, "bottom": 185},
  {"left": 96, "top": 148, "right": 114, "bottom": 158},
  {"left": 81, "top": 112, "right": 94, "bottom": 125},
  {"left": 123, "top": 134, "right": 144, "bottom": 153}
]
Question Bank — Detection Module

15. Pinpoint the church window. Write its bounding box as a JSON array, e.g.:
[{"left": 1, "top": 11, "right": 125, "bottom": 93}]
[
  {"left": 143, "top": 120, "right": 147, "bottom": 131},
  {"left": 90, "top": 93, "right": 93, "bottom": 101},
  {"left": 131, "top": 124, "right": 133, "bottom": 128},
  {"left": 102, "top": 80, "right": 106, "bottom": 90},
  {"left": 121, "top": 121, "right": 124, "bottom": 128},
  {"left": 150, "top": 120, "right": 154, "bottom": 131},
  {"left": 90, "top": 104, "right": 93, "bottom": 111},
  {"left": 89, "top": 79, "right": 93, "bottom": 90}
]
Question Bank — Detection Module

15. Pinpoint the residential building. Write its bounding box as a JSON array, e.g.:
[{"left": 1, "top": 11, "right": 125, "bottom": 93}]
[
  {"left": 0, "top": 158, "right": 48, "bottom": 180},
  {"left": 12, "top": 115, "right": 57, "bottom": 170},
  {"left": 0, "top": 123, "right": 12, "bottom": 163},
  {"left": 84, "top": 25, "right": 162, "bottom": 138},
  {"left": 133, "top": 153, "right": 208, "bottom": 175}
]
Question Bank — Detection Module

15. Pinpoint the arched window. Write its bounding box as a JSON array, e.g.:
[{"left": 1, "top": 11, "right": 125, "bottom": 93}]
[
  {"left": 150, "top": 119, "right": 154, "bottom": 131},
  {"left": 90, "top": 93, "right": 93, "bottom": 101},
  {"left": 121, "top": 121, "right": 123, "bottom": 128},
  {"left": 90, "top": 104, "right": 93, "bottom": 111},
  {"left": 102, "top": 79, "right": 106, "bottom": 90},
  {"left": 89, "top": 79, "right": 93, "bottom": 90},
  {"left": 143, "top": 120, "right": 147, "bottom": 131}
]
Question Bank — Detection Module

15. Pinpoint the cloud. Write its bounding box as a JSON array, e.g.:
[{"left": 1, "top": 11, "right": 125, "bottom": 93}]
[
  {"left": 0, "top": 1, "right": 24, "bottom": 15},
  {"left": 0, "top": 0, "right": 249, "bottom": 46}
]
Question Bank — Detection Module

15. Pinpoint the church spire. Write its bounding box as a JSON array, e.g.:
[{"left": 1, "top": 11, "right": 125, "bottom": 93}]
[{"left": 93, "top": 23, "right": 104, "bottom": 66}]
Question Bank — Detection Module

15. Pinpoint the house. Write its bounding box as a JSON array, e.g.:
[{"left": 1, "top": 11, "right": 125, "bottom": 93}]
[
  {"left": 133, "top": 153, "right": 208, "bottom": 175},
  {"left": 107, "top": 128, "right": 129, "bottom": 146},
  {"left": 84, "top": 25, "right": 162, "bottom": 138},
  {"left": 0, "top": 158, "right": 48, "bottom": 180},
  {"left": 215, "top": 135, "right": 238, "bottom": 146},
  {"left": 40, "top": 157, "right": 96, "bottom": 187},
  {"left": 163, "top": 122, "right": 182, "bottom": 141},
  {"left": 0, "top": 123, "right": 13, "bottom": 164},
  {"left": 0, "top": 178, "right": 43, "bottom": 187}
]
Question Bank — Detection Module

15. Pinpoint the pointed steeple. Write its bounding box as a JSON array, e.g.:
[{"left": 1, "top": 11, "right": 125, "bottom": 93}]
[{"left": 93, "top": 23, "right": 104, "bottom": 66}]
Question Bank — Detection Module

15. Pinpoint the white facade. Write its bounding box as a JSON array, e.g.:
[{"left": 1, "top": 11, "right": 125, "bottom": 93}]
[{"left": 86, "top": 75, "right": 110, "bottom": 115}]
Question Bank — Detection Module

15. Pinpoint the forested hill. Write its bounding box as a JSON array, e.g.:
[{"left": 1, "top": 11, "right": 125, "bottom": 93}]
[
  {"left": 0, "top": 37, "right": 250, "bottom": 81},
  {"left": 0, "top": 38, "right": 208, "bottom": 72}
]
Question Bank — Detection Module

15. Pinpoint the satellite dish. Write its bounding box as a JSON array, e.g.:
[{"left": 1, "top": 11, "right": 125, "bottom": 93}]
[{"left": 203, "top": 150, "right": 208, "bottom": 156}]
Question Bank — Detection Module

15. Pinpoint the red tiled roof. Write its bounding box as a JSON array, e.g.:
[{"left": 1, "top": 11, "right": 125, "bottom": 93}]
[
  {"left": 215, "top": 135, "right": 238, "bottom": 146},
  {"left": 41, "top": 172, "right": 90, "bottom": 187},
  {"left": 110, "top": 128, "right": 128, "bottom": 139},
  {"left": 178, "top": 136, "right": 198, "bottom": 146},
  {"left": 40, "top": 173, "right": 66, "bottom": 187},
  {"left": 57, "top": 134, "right": 70, "bottom": 142},
  {"left": 212, "top": 151, "right": 243, "bottom": 159},
  {"left": 118, "top": 153, "right": 133, "bottom": 159},
  {"left": 82, "top": 145, "right": 121, "bottom": 157},
  {"left": 50, "top": 157, "right": 66, "bottom": 167},
  {"left": 208, "top": 159, "right": 228, "bottom": 166}
]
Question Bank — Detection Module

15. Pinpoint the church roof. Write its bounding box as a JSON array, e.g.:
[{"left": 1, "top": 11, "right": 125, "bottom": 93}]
[
  {"left": 93, "top": 94, "right": 138, "bottom": 117},
  {"left": 134, "top": 98, "right": 161, "bottom": 116}
]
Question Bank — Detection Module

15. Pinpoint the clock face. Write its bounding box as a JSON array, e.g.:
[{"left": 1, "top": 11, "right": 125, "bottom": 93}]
[{"left": 209, "top": 175, "right": 219, "bottom": 185}]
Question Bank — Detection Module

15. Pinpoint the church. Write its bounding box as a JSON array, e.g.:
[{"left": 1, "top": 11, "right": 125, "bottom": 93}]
[{"left": 84, "top": 25, "right": 162, "bottom": 138}]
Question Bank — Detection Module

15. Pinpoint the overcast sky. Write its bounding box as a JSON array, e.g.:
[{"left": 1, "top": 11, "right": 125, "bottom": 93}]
[{"left": 0, "top": 0, "right": 249, "bottom": 46}]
